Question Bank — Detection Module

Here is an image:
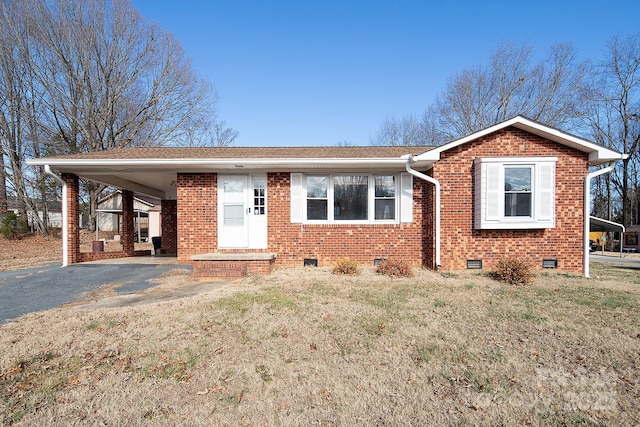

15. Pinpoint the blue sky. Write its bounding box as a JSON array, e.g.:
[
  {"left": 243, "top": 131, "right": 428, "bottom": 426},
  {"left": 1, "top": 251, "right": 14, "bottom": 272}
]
[{"left": 132, "top": 0, "right": 640, "bottom": 147}]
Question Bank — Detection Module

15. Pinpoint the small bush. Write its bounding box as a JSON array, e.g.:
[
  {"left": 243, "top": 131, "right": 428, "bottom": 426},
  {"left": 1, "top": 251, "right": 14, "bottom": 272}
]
[
  {"left": 376, "top": 259, "right": 414, "bottom": 278},
  {"left": 332, "top": 257, "right": 359, "bottom": 275},
  {"left": 0, "top": 212, "right": 29, "bottom": 239},
  {"left": 492, "top": 257, "right": 535, "bottom": 286},
  {"left": 47, "top": 227, "right": 61, "bottom": 238}
]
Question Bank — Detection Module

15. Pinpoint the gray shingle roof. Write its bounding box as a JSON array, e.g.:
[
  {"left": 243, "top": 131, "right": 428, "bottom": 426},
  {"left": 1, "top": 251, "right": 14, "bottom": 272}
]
[{"left": 40, "top": 146, "right": 433, "bottom": 161}]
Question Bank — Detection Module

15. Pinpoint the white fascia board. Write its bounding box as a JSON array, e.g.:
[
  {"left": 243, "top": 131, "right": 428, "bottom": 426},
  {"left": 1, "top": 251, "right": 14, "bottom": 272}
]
[
  {"left": 28, "top": 157, "right": 412, "bottom": 171},
  {"left": 412, "top": 116, "right": 626, "bottom": 165}
]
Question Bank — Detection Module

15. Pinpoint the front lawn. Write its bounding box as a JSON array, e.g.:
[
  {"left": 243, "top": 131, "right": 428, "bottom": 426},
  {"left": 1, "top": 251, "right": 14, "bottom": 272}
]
[{"left": 1, "top": 263, "right": 638, "bottom": 425}]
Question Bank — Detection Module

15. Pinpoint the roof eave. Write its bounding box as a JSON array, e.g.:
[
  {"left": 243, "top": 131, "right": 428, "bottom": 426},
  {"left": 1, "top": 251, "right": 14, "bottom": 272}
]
[
  {"left": 28, "top": 157, "right": 417, "bottom": 172},
  {"left": 412, "top": 116, "right": 626, "bottom": 166}
]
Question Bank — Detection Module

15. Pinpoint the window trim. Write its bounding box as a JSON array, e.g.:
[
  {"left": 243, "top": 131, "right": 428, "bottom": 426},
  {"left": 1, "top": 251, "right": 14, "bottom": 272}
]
[
  {"left": 303, "top": 173, "right": 396, "bottom": 224},
  {"left": 474, "top": 157, "right": 556, "bottom": 229},
  {"left": 504, "top": 165, "right": 533, "bottom": 218},
  {"left": 291, "top": 173, "right": 412, "bottom": 224}
]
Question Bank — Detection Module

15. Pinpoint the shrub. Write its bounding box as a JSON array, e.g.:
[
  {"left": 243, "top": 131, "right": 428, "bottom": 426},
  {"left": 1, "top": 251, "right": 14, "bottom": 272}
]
[
  {"left": 47, "top": 227, "right": 61, "bottom": 238},
  {"left": 0, "top": 212, "right": 29, "bottom": 240},
  {"left": 376, "top": 259, "right": 414, "bottom": 278},
  {"left": 332, "top": 257, "right": 359, "bottom": 275},
  {"left": 492, "top": 257, "right": 535, "bottom": 286}
]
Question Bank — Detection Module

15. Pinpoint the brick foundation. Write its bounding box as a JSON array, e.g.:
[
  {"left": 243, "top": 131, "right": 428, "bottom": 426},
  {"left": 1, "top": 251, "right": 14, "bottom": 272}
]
[{"left": 191, "top": 259, "right": 275, "bottom": 277}]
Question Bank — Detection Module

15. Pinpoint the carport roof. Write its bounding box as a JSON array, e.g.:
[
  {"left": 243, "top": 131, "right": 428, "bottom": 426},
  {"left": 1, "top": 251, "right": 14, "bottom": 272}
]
[
  {"left": 27, "top": 146, "right": 435, "bottom": 200},
  {"left": 590, "top": 216, "right": 625, "bottom": 233}
]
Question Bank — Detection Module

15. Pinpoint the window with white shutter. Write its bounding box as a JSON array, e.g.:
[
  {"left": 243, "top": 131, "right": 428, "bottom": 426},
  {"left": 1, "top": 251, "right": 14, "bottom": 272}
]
[{"left": 474, "top": 157, "right": 556, "bottom": 229}]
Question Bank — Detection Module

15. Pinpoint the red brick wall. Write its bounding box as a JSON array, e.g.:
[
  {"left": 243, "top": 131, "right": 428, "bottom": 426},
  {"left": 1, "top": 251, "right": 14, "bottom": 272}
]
[
  {"left": 62, "top": 173, "right": 80, "bottom": 264},
  {"left": 175, "top": 172, "right": 428, "bottom": 268},
  {"left": 267, "top": 172, "right": 427, "bottom": 267},
  {"left": 121, "top": 190, "right": 135, "bottom": 256},
  {"left": 176, "top": 173, "right": 217, "bottom": 262},
  {"left": 429, "top": 127, "right": 588, "bottom": 273},
  {"left": 161, "top": 199, "right": 178, "bottom": 254}
]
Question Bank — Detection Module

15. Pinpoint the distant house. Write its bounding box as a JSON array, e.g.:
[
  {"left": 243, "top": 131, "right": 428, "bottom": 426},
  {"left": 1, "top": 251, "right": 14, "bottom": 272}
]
[
  {"left": 6, "top": 197, "right": 62, "bottom": 228},
  {"left": 623, "top": 225, "right": 640, "bottom": 253},
  {"left": 29, "top": 116, "right": 626, "bottom": 277},
  {"left": 97, "top": 190, "right": 161, "bottom": 241}
]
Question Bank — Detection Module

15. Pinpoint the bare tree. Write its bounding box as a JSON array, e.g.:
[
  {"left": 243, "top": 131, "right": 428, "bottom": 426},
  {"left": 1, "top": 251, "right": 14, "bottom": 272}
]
[
  {"left": 581, "top": 34, "right": 640, "bottom": 227},
  {"left": 431, "top": 42, "right": 586, "bottom": 140},
  {"left": 371, "top": 114, "right": 431, "bottom": 146},
  {"left": 373, "top": 42, "right": 586, "bottom": 147},
  {"left": 2, "top": 0, "right": 223, "bottom": 231},
  {"left": 0, "top": 0, "right": 48, "bottom": 232},
  {"left": 185, "top": 119, "right": 239, "bottom": 147}
]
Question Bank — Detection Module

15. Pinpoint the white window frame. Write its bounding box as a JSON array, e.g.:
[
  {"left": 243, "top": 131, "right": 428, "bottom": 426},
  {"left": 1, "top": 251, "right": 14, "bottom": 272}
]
[
  {"left": 504, "top": 165, "right": 533, "bottom": 217},
  {"left": 474, "top": 157, "right": 556, "bottom": 229},
  {"left": 290, "top": 172, "right": 413, "bottom": 224}
]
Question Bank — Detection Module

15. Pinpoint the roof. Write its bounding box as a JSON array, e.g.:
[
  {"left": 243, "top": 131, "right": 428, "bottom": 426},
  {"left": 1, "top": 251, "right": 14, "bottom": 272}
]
[
  {"left": 26, "top": 116, "right": 626, "bottom": 200},
  {"left": 414, "top": 116, "right": 626, "bottom": 166},
  {"left": 29, "top": 146, "right": 434, "bottom": 200},
  {"left": 590, "top": 216, "right": 625, "bottom": 233},
  {"left": 38, "top": 146, "right": 433, "bottom": 161}
]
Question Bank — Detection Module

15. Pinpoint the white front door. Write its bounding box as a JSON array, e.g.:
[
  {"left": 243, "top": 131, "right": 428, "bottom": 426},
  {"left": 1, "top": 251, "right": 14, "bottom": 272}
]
[{"left": 218, "top": 175, "right": 267, "bottom": 248}]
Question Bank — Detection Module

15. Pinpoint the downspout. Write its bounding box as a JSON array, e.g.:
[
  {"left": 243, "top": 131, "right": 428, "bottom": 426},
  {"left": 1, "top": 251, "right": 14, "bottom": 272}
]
[
  {"left": 404, "top": 155, "right": 441, "bottom": 268},
  {"left": 584, "top": 164, "right": 614, "bottom": 278},
  {"left": 44, "top": 165, "right": 68, "bottom": 267}
]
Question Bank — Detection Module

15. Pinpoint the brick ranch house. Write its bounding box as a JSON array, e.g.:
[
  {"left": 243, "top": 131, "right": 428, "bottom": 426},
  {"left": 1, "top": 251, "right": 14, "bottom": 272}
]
[{"left": 28, "top": 116, "right": 625, "bottom": 277}]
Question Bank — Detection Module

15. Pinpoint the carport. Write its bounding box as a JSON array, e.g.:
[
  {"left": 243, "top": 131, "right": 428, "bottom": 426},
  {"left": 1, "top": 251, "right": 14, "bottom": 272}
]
[{"left": 590, "top": 216, "right": 625, "bottom": 257}]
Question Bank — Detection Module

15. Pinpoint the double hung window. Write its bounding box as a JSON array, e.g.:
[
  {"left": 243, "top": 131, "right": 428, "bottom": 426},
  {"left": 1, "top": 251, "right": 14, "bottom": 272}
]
[{"left": 474, "top": 157, "right": 556, "bottom": 229}]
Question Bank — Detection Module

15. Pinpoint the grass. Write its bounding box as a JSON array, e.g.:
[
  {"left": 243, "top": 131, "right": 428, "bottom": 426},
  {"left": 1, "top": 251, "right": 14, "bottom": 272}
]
[{"left": 0, "top": 263, "right": 638, "bottom": 425}]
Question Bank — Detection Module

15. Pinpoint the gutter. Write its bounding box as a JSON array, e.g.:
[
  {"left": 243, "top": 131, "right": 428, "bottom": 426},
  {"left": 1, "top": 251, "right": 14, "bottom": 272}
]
[
  {"left": 404, "top": 155, "right": 441, "bottom": 268},
  {"left": 44, "top": 165, "right": 68, "bottom": 267},
  {"left": 584, "top": 164, "right": 615, "bottom": 278}
]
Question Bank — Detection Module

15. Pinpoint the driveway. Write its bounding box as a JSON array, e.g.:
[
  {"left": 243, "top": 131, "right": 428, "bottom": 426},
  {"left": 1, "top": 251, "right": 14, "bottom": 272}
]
[
  {"left": 590, "top": 253, "right": 640, "bottom": 268},
  {"left": 0, "top": 259, "right": 193, "bottom": 324}
]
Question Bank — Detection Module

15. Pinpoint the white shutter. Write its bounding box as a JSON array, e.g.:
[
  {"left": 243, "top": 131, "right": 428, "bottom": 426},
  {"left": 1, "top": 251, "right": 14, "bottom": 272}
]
[
  {"left": 485, "top": 163, "right": 502, "bottom": 221},
  {"left": 474, "top": 162, "right": 483, "bottom": 228},
  {"left": 537, "top": 162, "right": 555, "bottom": 226},
  {"left": 290, "top": 173, "right": 303, "bottom": 223},
  {"left": 400, "top": 173, "right": 413, "bottom": 223}
]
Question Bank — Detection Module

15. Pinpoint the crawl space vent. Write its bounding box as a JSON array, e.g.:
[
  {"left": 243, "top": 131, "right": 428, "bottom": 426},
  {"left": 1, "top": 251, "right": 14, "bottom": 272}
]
[
  {"left": 542, "top": 259, "right": 558, "bottom": 269},
  {"left": 466, "top": 260, "right": 483, "bottom": 270},
  {"left": 303, "top": 258, "right": 318, "bottom": 267}
]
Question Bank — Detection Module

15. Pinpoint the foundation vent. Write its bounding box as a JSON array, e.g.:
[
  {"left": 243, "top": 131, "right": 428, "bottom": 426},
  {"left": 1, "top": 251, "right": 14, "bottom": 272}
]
[
  {"left": 303, "top": 258, "right": 318, "bottom": 267},
  {"left": 466, "top": 259, "right": 483, "bottom": 270}
]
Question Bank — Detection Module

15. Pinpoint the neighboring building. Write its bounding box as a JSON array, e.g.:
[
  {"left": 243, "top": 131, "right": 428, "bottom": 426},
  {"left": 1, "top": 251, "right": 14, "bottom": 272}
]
[
  {"left": 623, "top": 225, "right": 640, "bottom": 253},
  {"left": 28, "top": 116, "right": 626, "bottom": 276},
  {"left": 6, "top": 197, "right": 62, "bottom": 228},
  {"left": 97, "top": 191, "right": 161, "bottom": 241}
]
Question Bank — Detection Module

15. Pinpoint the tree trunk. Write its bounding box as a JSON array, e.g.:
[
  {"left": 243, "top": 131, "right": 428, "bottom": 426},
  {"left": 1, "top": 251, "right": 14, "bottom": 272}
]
[{"left": 0, "top": 152, "right": 7, "bottom": 212}]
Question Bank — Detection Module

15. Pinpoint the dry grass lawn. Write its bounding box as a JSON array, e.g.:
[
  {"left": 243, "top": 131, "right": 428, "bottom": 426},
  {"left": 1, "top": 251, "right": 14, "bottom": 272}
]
[{"left": 1, "top": 256, "right": 639, "bottom": 425}]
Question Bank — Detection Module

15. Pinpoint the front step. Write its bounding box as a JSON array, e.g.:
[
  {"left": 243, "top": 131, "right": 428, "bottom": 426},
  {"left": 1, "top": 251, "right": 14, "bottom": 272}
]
[{"left": 190, "top": 253, "right": 277, "bottom": 277}]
